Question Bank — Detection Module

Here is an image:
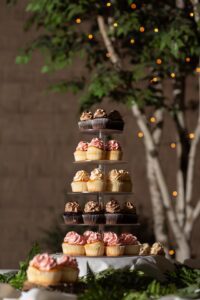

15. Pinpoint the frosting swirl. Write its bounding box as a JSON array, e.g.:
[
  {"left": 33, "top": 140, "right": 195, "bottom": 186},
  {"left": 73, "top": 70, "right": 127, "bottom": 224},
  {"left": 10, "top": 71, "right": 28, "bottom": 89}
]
[
  {"left": 86, "top": 232, "right": 103, "bottom": 244},
  {"left": 106, "top": 140, "right": 121, "bottom": 151},
  {"left": 93, "top": 108, "right": 107, "bottom": 118},
  {"left": 80, "top": 111, "right": 93, "bottom": 121},
  {"left": 119, "top": 233, "right": 139, "bottom": 245},
  {"left": 64, "top": 231, "right": 86, "bottom": 245},
  {"left": 123, "top": 201, "right": 136, "bottom": 214},
  {"left": 83, "top": 230, "right": 95, "bottom": 238},
  {"left": 105, "top": 199, "right": 121, "bottom": 213},
  {"left": 90, "top": 168, "right": 104, "bottom": 180},
  {"left": 73, "top": 170, "right": 89, "bottom": 182},
  {"left": 139, "top": 243, "right": 151, "bottom": 255},
  {"left": 88, "top": 138, "right": 105, "bottom": 149},
  {"left": 30, "top": 253, "right": 57, "bottom": 271},
  {"left": 84, "top": 200, "right": 101, "bottom": 213},
  {"left": 76, "top": 141, "right": 88, "bottom": 151},
  {"left": 103, "top": 232, "right": 120, "bottom": 246},
  {"left": 65, "top": 201, "right": 81, "bottom": 213},
  {"left": 57, "top": 255, "right": 78, "bottom": 269},
  {"left": 150, "top": 242, "right": 165, "bottom": 255}
]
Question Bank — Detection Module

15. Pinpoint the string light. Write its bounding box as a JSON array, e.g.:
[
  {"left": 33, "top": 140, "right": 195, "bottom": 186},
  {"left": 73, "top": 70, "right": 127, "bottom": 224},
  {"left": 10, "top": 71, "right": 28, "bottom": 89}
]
[
  {"left": 156, "top": 58, "right": 162, "bottom": 65},
  {"left": 185, "top": 57, "right": 191, "bottom": 63},
  {"left": 130, "top": 38, "right": 135, "bottom": 44},
  {"left": 188, "top": 132, "right": 195, "bottom": 139},
  {"left": 130, "top": 3, "right": 137, "bottom": 9},
  {"left": 138, "top": 131, "right": 144, "bottom": 138},
  {"left": 75, "top": 18, "right": 81, "bottom": 24},
  {"left": 170, "top": 72, "right": 176, "bottom": 78},
  {"left": 151, "top": 77, "right": 159, "bottom": 83},
  {"left": 140, "top": 26, "right": 145, "bottom": 32},
  {"left": 172, "top": 191, "right": 178, "bottom": 197},
  {"left": 106, "top": 2, "right": 112, "bottom": 7},
  {"left": 169, "top": 249, "right": 175, "bottom": 256},
  {"left": 189, "top": 12, "right": 194, "bottom": 17},
  {"left": 170, "top": 142, "right": 176, "bottom": 149},
  {"left": 150, "top": 116, "right": 156, "bottom": 123},
  {"left": 113, "top": 22, "right": 118, "bottom": 28},
  {"left": 88, "top": 34, "right": 94, "bottom": 40},
  {"left": 154, "top": 28, "right": 159, "bottom": 33},
  {"left": 196, "top": 67, "right": 200, "bottom": 73}
]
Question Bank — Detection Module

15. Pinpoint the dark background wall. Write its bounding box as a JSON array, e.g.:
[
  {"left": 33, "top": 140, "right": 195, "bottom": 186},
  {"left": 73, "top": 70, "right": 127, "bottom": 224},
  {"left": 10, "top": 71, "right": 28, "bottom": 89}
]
[{"left": 0, "top": 2, "right": 199, "bottom": 268}]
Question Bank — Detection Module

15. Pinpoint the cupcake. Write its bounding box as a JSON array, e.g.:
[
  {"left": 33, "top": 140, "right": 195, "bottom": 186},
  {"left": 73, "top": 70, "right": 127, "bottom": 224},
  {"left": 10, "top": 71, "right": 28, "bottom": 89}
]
[
  {"left": 74, "top": 141, "right": 88, "bottom": 161},
  {"left": 63, "top": 201, "right": 83, "bottom": 224},
  {"left": 139, "top": 243, "right": 151, "bottom": 256},
  {"left": 92, "top": 108, "right": 109, "bottom": 129},
  {"left": 150, "top": 242, "right": 165, "bottom": 256},
  {"left": 106, "top": 169, "right": 132, "bottom": 192},
  {"left": 62, "top": 231, "right": 86, "bottom": 256},
  {"left": 107, "top": 110, "right": 124, "bottom": 131},
  {"left": 105, "top": 199, "right": 123, "bottom": 224},
  {"left": 106, "top": 140, "right": 123, "bottom": 160},
  {"left": 87, "top": 168, "right": 105, "bottom": 192},
  {"left": 86, "top": 138, "right": 105, "bottom": 160},
  {"left": 27, "top": 253, "right": 61, "bottom": 286},
  {"left": 71, "top": 170, "right": 89, "bottom": 192},
  {"left": 78, "top": 111, "right": 93, "bottom": 130},
  {"left": 119, "top": 233, "right": 140, "bottom": 255},
  {"left": 57, "top": 255, "right": 79, "bottom": 283},
  {"left": 82, "top": 200, "right": 104, "bottom": 224},
  {"left": 84, "top": 231, "right": 105, "bottom": 256},
  {"left": 122, "top": 201, "right": 138, "bottom": 224},
  {"left": 103, "top": 232, "right": 125, "bottom": 256}
]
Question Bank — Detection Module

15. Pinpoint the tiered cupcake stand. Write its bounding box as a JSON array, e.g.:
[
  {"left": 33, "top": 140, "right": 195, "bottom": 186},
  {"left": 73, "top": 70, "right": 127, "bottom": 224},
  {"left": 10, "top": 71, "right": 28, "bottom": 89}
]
[{"left": 60, "top": 128, "right": 142, "bottom": 276}]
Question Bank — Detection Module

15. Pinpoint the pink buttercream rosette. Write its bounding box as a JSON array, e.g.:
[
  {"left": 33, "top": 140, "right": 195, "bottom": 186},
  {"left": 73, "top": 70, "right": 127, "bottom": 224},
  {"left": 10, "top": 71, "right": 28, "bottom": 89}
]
[
  {"left": 88, "top": 138, "right": 105, "bottom": 149},
  {"left": 57, "top": 255, "right": 78, "bottom": 269},
  {"left": 106, "top": 140, "right": 121, "bottom": 151},
  {"left": 76, "top": 141, "right": 88, "bottom": 151},
  {"left": 64, "top": 231, "right": 86, "bottom": 245},
  {"left": 119, "top": 233, "right": 139, "bottom": 245},
  {"left": 103, "top": 232, "right": 120, "bottom": 246},
  {"left": 30, "top": 253, "right": 57, "bottom": 271}
]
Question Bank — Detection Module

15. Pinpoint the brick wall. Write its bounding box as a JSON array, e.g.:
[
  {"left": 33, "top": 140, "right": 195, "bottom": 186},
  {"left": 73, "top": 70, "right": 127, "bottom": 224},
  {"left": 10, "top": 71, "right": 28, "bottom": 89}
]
[{"left": 0, "top": 2, "right": 199, "bottom": 268}]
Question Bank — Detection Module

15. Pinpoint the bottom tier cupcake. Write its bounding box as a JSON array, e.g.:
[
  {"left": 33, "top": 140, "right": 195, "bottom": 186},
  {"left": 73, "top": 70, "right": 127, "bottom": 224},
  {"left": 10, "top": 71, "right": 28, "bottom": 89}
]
[
  {"left": 103, "top": 232, "right": 125, "bottom": 256},
  {"left": 84, "top": 231, "right": 104, "bottom": 256},
  {"left": 62, "top": 231, "right": 86, "bottom": 256},
  {"left": 57, "top": 255, "right": 79, "bottom": 283},
  {"left": 119, "top": 233, "right": 140, "bottom": 255}
]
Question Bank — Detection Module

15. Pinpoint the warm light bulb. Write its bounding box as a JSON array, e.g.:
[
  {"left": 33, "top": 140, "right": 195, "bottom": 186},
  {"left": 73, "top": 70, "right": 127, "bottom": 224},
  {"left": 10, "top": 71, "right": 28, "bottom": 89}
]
[
  {"left": 154, "top": 28, "right": 159, "bottom": 32},
  {"left": 130, "top": 3, "right": 137, "bottom": 9},
  {"left": 138, "top": 131, "right": 144, "bottom": 138},
  {"left": 169, "top": 249, "right": 175, "bottom": 255},
  {"left": 140, "top": 26, "right": 145, "bottom": 32},
  {"left": 130, "top": 38, "right": 135, "bottom": 44},
  {"left": 106, "top": 2, "right": 111, "bottom": 7},
  {"left": 196, "top": 67, "right": 200, "bottom": 73},
  {"left": 170, "top": 142, "right": 176, "bottom": 149},
  {"left": 150, "top": 116, "right": 156, "bottom": 123},
  {"left": 151, "top": 77, "right": 159, "bottom": 83},
  {"left": 88, "top": 34, "right": 94, "bottom": 40},
  {"left": 189, "top": 12, "right": 194, "bottom": 17},
  {"left": 185, "top": 57, "right": 191, "bottom": 63},
  {"left": 171, "top": 72, "right": 176, "bottom": 78},
  {"left": 106, "top": 52, "right": 111, "bottom": 58},
  {"left": 172, "top": 191, "right": 178, "bottom": 197},
  {"left": 113, "top": 22, "right": 118, "bottom": 27},
  {"left": 156, "top": 58, "right": 162, "bottom": 65},
  {"left": 75, "top": 18, "right": 81, "bottom": 24},
  {"left": 188, "top": 133, "right": 195, "bottom": 139}
]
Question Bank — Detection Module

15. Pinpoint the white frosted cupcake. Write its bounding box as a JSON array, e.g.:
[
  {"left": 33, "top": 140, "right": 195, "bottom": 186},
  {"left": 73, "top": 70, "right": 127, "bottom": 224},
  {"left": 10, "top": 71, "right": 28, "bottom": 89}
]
[
  {"left": 119, "top": 233, "right": 140, "bottom": 255},
  {"left": 57, "top": 255, "right": 79, "bottom": 283},
  {"left": 74, "top": 141, "right": 88, "bottom": 161},
  {"left": 150, "top": 242, "right": 165, "bottom": 256},
  {"left": 71, "top": 170, "right": 89, "bottom": 192},
  {"left": 106, "top": 169, "right": 132, "bottom": 192},
  {"left": 87, "top": 168, "right": 105, "bottom": 192}
]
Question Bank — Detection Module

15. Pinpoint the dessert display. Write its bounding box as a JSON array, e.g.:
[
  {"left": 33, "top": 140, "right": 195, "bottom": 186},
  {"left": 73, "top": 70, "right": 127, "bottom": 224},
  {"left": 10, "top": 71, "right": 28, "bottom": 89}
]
[
  {"left": 74, "top": 141, "right": 88, "bottom": 161},
  {"left": 27, "top": 253, "right": 79, "bottom": 285},
  {"left": 71, "top": 170, "right": 89, "bottom": 192},
  {"left": 63, "top": 201, "right": 82, "bottom": 224},
  {"left": 86, "top": 138, "right": 105, "bottom": 160}
]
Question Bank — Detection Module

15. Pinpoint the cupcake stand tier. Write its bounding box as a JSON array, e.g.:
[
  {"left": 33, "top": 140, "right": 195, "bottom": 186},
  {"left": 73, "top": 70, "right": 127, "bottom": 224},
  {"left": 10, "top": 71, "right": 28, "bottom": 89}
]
[{"left": 73, "top": 160, "right": 128, "bottom": 165}]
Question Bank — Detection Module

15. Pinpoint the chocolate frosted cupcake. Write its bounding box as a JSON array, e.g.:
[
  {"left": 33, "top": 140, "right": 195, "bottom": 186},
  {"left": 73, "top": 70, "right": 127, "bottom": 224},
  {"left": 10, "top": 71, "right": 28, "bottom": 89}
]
[
  {"left": 63, "top": 201, "right": 83, "bottom": 224},
  {"left": 78, "top": 111, "right": 93, "bottom": 130},
  {"left": 122, "top": 201, "right": 138, "bottom": 224},
  {"left": 82, "top": 200, "right": 104, "bottom": 224},
  {"left": 92, "top": 109, "right": 109, "bottom": 129},
  {"left": 105, "top": 199, "right": 123, "bottom": 224},
  {"left": 108, "top": 110, "right": 124, "bottom": 131}
]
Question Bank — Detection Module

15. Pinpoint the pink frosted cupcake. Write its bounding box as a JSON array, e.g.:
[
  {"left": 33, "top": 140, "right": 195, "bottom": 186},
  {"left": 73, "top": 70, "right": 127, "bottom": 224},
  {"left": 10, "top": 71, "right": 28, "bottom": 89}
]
[
  {"left": 103, "top": 232, "right": 125, "bottom": 256},
  {"left": 119, "top": 233, "right": 140, "bottom": 255},
  {"left": 86, "top": 138, "right": 105, "bottom": 160},
  {"left": 84, "top": 231, "right": 104, "bottom": 256},
  {"left": 106, "top": 140, "right": 123, "bottom": 160},
  {"left": 74, "top": 141, "right": 88, "bottom": 161},
  {"left": 62, "top": 231, "right": 86, "bottom": 256},
  {"left": 27, "top": 253, "right": 61, "bottom": 286},
  {"left": 57, "top": 255, "right": 79, "bottom": 283}
]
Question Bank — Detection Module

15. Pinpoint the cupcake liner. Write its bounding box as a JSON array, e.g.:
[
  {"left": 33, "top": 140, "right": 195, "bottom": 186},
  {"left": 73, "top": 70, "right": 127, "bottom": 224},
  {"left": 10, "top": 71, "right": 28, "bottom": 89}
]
[
  {"left": 74, "top": 150, "right": 87, "bottom": 161},
  {"left": 106, "top": 181, "right": 124, "bottom": 192},
  {"left": 82, "top": 213, "right": 105, "bottom": 224},
  {"left": 106, "top": 245, "right": 125, "bottom": 256},
  {"left": 71, "top": 181, "right": 88, "bottom": 192},
  {"left": 86, "top": 147, "right": 105, "bottom": 160},
  {"left": 107, "top": 120, "right": 124, "bottom": 131},
  {"left": 87, "top": 180, "right": 105, "bottom": 192},
  {"left": 92, "top": 118, "right": 109, "bottom": 129},
  {"left": 61, "top": 267, "right": 79, "bottom": 283},
  {"left": 78, "top": 120, "right": 92, "bottom": 130},
  {"left": 122, "top": 213, "right": 138, "bottom": 224},
  {"left": 63, "top": 213, "right": 83, "bottom": 224},
  {"left": 84, "top": 242, "right": 105, "bottom": 256},
  {"left": 62, "top": 243, "right": 85, "bottom": 256},
  {"left": 106, "top": 150, "right": 123, "bottom": 161},
  {"left": 105, "top": 213, "right": 123, "bottom": 224},
  {"left": 124, "top": 244, "right": 140, "bottom": 255},
  {"left": 27, "top": 266, "right": 62, "bottom": 286}
]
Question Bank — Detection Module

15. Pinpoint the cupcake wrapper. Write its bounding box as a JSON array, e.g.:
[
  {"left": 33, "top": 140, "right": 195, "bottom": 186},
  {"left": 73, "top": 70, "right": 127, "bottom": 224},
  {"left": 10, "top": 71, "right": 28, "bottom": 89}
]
[
  {"left": 62, "top": 243, "right": 85, "bottom": 256},
  {"left": 122, "top": 213, "right": 138, "bottom": 224},
  {"left": 78, "top": 120, "right": 92, "bottom": 130},
  {"left": 84, "top": 242, "right": 105, "bottom": 256},
  {"left": 87, "top": 180, "right": 105, "bottom": 192},
  {"left": 71, "top": 181, "right": 88, "bottom": 192},
  {"left": 61, "top": 267, "right": 79, "bottom": 283},
  {"left": 105, "top": 213, "right": 123, "bottom": 224},
  {"left": 86, "top": 147, "right": 105, "bottom": 160},
  {"left": 106, "top": 150, "right": 123, "bottom": 161},
  {"left": 124, "top": 244, "right": 140, "bottom": 255},
  {"left": 107, "top": 120, "right": 124, "bottom": 131},
  {"left": 27, "top": 266, "right": 62, "bottom": 286},
  {"left": 92, "top": 118, "right": 109, "bottom": 129},
  {"left": 63, "top": 213, "right": 83, "bottom": 224},
  {"left": 82, "top": 213, "right": 105, "bottom": 224},
  {"left": 74, "top": 150, "right": 87, "bottom": 161},
  {"left": 106, "top": 245, "right": 125, "bottom": 256}
]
